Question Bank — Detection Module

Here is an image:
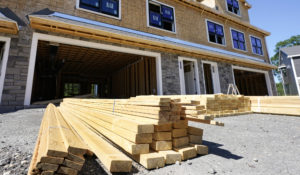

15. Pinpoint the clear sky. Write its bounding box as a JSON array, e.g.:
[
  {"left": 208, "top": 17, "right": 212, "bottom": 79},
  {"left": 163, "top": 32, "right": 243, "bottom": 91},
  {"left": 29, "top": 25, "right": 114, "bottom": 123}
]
[{"left": 248, "top": 0, "right": 300, "bottom": 57}]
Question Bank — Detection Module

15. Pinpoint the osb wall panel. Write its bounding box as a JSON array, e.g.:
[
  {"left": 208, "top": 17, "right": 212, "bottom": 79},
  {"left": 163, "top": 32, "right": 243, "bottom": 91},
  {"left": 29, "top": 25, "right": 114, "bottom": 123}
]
[
  {"left": 216, "top": 0, "right": 250, "bottom": 22},
  {"left": 0, "top": 0, "right": 269, "bottom": 62}
]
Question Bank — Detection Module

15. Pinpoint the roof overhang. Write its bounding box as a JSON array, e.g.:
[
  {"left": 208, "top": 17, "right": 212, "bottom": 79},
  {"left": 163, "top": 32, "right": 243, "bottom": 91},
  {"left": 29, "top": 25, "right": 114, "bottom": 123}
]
[
  {"left": 28, "top": 12, "right": 276, "bottom": 70},
  {"left": 0, "top": 13, "right": 18, "bottom": 34}
]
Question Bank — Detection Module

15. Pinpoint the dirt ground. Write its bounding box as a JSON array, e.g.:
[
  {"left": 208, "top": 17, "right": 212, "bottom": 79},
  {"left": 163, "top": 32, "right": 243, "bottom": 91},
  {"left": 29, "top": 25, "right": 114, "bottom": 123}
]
[{"left": 0, "top": 109, "right": 299, "bottom": 175}]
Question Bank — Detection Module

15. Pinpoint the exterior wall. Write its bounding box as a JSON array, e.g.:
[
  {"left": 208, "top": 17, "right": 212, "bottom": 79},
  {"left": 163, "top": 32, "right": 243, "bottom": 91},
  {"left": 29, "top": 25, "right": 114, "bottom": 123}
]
[
  {"left": 217, "top": 62, "right": 234, "bottom": 94},
  {"left": 0, "top": 0, "right": 275, "bottom": 111},
  {"left": 293, "top": 57, "right": 300, "bottom": 77},
  {"left": 160, "top": 53, "right": 181, "bottom": 95},
  {"left": 0, "top": 0, "right": 269, "bottom": 62},
  {"left": 216, "top": 0, "right": 250, "bottom": 22},
  {"left": 268, "top": 70, "right": 277, "bottom": 96},
  {"left": 281, "top": 54, "right": 298, "bottom": 95}
]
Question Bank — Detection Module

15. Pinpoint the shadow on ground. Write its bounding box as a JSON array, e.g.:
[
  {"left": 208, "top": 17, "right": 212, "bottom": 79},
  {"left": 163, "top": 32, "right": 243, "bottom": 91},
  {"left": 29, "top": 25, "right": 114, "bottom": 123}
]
[{"left": 203, "top": 140, "right": 243, "bottom": 160}]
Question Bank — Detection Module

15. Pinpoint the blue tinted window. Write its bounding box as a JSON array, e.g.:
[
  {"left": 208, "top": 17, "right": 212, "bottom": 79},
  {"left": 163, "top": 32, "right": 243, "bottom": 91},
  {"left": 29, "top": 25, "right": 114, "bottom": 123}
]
[
  {"left": 250, "top": 36, "right": 263, "bottom": 55},
  {"left": 231, "top": 29, "right": 246, "bottom": 51},
  {"left": 227, "top": 0, "right": 240, "bottom": 15},
  {"left": 79, "top": 0, "right": 119, "bottom": 17},
  {"left": 207, "top": 21, "right": 225, "bottom": 45},
  {"left": 149, "top": 1, "right": 175, "bottom": 32}
]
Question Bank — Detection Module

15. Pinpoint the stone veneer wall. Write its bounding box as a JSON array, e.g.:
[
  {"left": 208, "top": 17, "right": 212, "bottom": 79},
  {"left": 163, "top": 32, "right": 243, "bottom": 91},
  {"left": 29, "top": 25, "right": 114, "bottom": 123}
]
[
  {"left": 160, "top": 53, "right": 181, "bottom": 95},
  {"left": 217, "top": 62, "right": 234, "bottom": 94}
]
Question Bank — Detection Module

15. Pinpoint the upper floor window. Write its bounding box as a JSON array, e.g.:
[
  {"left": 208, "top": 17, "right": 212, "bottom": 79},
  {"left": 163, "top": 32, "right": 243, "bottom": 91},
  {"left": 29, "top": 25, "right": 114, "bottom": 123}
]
[
  {"left": 207, "top": 21, "right": 225, "bottom": 45},
  {"left": 226, "top": 0, "right": 240, "bottom": 15},
  {"left": 148, "top": 0, "right": 175, "bottom": 32},
  {"left": 250, "top": 36, "right": 263, "bottom": 55},
  {"left": 231, "top": 29, "right": 246, "bottom": 51},
  {"left": 79, "top": 0, "right": 120, "bottom": 18}
]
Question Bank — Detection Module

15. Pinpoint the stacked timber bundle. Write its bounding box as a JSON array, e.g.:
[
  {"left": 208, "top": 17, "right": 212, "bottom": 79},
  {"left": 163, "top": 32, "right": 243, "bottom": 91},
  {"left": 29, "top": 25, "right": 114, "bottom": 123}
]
[
  {"left": 28, "top": 104, "right": 89, "bottom": 175},
  {"left": 249, "top": 96, "right": 300, "bottom": 116},
  {"left": 58, "top": 97, "right": 209, "bottom": 170},
  {"left": 162, "top": 94, "right": 251, "bottom": 120}
]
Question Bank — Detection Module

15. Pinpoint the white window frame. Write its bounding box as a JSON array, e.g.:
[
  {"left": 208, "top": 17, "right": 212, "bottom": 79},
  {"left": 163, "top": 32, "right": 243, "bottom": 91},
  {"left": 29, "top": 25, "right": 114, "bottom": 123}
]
[
  {"left": 76, "top": 0, "right": 122, "bottom": 20},
  {"left": 178, "top": 57, "right": 201, "bottom": 95},
  {"left": 225, "top": 0, "right": 242, "bottom": 17},
  {"left": 249, "top": 35, "right": 264, "bottom": 56},
  {"left": 146, "top": 0, "right": 177, "bottom": 34},
  {"left": 232, "top": 66, "right": 273, "bottom": 96},
  {"left": 230, "top": 27, "right": 247, "bottom": 52},
  {"left": 0, "top": 36, "right": 11, "bottom": 104},
  {"left": 24, "top": 33, "right": 163, "bottom": 106},
  {"left": 205, "top": 19, "right": 226, "bottom": 47},
  {"left": 201, "top": 60, "right": 221, "bottom": 94}
]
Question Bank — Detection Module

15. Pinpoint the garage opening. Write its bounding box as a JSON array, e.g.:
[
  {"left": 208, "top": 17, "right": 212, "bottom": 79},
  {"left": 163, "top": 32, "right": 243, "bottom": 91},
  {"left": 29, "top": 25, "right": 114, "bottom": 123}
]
[
  {"left": 31, "top": 41, "right": 157, "bottom": 103},
  {"left": 233, "top": 69, "right": 268, "bottom": 96}
]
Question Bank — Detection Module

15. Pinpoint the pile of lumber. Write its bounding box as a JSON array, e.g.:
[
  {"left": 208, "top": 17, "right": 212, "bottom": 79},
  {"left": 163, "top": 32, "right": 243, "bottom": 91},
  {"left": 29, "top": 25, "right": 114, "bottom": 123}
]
[
  {"left": 166, "top": 94, "right": 251, "bottom": 118},
  {"left": 28, "top": 104, "right": 89, "bottom": 175},
  {"left": 249, "top": 96, "right": 300, "bottom": 116},
  {"left": 29, "top": 96, "right": 211, "bottom": 174}
]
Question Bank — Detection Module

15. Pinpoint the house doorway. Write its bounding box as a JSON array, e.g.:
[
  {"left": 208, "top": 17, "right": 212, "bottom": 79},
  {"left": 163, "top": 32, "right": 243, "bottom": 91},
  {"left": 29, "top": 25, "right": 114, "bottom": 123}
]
[
  {"left": 178, "top": 57, "right": 200, "bottom": 95},
  {"left": 202, "top": 61, "right": 220, "bottom": 94}
]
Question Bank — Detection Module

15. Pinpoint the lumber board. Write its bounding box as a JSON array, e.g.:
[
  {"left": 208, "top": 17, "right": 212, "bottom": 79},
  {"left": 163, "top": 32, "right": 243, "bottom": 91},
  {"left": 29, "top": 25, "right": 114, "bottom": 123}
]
[
  {"left": 159, "top": 150, "right": 181, "bottom": 164},
  {"left": 154, "top": 123, "right": 173, "bottom": 132},
  {"left": 132, "top": 152, "right": 165, "bottom": 169},
  {"left": 172, "top": 129, "right": 187, "bottom": 138},
  {"left": 40, "top": 156, "right": 64, "bottom": 165},
  {"left": 151, "top": 141, "right": 172, "bottom": 151},
  {"left": 63, "top": 159, "right": 83, "bottom": 171},
  {"left": 57, "top": 166, "right": 78, "bottom": 175},
  {"left": 189, "top": 135, "right": 203, "bottom": 144},
  {"left": 172, "top": 137, "right": 189, "bottom": 148},
  {"left": 53, "top": 107, "right": 87, "bottom": 156},
  {"left": 36, "top": 163, "right": 59, "bottom": 171},
  {"left": 173, "top": 120, "right": 188, "bottom": 129},
  {"left": 61, "top": 106, "right": 149, "bottom": 155},
  {"left": 190, "top": 144, "right": 209, "bottom": 155},
  {"left": 153, "top": 132, "right": 172, "bottom": 141},
  {"left": 41, "top": 171, "right": 54, "bottom": 175},
  {"left": 188, "top": 127, "right": 203, "bottom": 136},
  {"left": 174, "top": 146, "right": 197, "bottom": 161},
  {"left": 46, "top": 104, "right": 68, "bottom": 158},
  {"left": 67, "top": 153, "right": 85, "bottom": 164},
  {"left": 62, "top": 104, "right": 153, "bottom": 144},
  {"left": 59, "top": 107, "right": 133, "bottom": 173}
]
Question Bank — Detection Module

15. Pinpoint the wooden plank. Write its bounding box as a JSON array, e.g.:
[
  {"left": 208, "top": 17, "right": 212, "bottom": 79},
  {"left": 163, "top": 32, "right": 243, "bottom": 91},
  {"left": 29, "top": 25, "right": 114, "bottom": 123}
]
[
  {"left": 159, "top": 150, "right": 181, "bottom": 164},
  {"left": 53, "top": 107, "right": 88, "bottom": 156},
  {"left": 63, "top": 159, "right": 83, "bottom": 171},
  {"left": 36, "top": 163, "right": 59, "bottom": 171},
  {"left": 190, "top": 144, "right": 209, "bottom": 155},
  {"left": 57, "top": 166, "right": 78, "bottom": 175},
  {"left": 172, "top": 137, "right": 189, "bottom": 148},
  {"left": 150, "top": 141, "right": 172, "bottom": 151},
  {"left": 132, "top": 152, "right": 165, "bottom": 169},
  {"left": 59, "top": 107, "right": 132, "bottom": 173},
  {"left": 172, "top": 129, "right": 187, "bottom": 138},
  {"left": 189, "top": 135, "right": 203, "bottom": 144},
  {"left": 174, "top": 146, "right": 197, "bottom": 160},
  {"left": 173, "top": 120, "right": 188, "bottom": 129},
  {"left": 46, "top": 104, "right": 68, "bottom": 158},
  {"left": 62, "top": 104, "right": 153, "bottom": 144},
  {"left": 154, "top": 123, "right": 173, "bottom": 132},
  {"left": 153, "top": 132, "right": 172, "bottom": 141},
  {"left": 188, "top": 126, "right": 203, "bottom": 136},
  {"left": 67, "top": 153, "right": 85, "bottom": 164},
  {"left": 61, "top": 106, "right": 149, "bottom": 155}
]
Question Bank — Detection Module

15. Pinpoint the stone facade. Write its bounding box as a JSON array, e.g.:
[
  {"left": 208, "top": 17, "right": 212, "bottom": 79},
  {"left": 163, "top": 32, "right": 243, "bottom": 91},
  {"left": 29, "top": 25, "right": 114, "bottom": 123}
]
[
  {"left": 217, "top": 62, "right": 234, "bottom": 94},
  {"left": 161, "top": 53, "right": 181, "bottom": 95}
]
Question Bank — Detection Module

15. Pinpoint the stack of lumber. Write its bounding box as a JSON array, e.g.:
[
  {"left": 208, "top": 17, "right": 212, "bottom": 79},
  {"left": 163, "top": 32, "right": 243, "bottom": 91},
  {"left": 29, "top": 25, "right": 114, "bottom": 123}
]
[
  {"left": 162, "top": 94, "right": 251, "bottom": 120},
  {"left": 249, "top": 96, "right": 300, "bottom": 116},
  {"left": 28, "top": 104, "right": 89, "bottom": 175},
  {"left": 29, "top": 96, "right": 211, "bottom": 173}
]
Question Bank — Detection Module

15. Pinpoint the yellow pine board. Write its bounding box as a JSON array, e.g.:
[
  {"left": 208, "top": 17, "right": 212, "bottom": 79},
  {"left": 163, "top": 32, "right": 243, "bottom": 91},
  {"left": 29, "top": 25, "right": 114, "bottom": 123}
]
[
  {"left": 59, "top": 107, "right": 132, "bottom": 173},
  {"left": 132, "top": 152, "right": 165, "bottom": 169},
  {"left": 159, "top": 150, "right": 181, "bottom": 164},
  {"left": 172, "top": 129, "right": 187, "bottom": 138},
  {"left": 53, "top": 107, "right": 87, "bottom": 156},
  {"left": 61, "top": 106, "right": 149, "bottom": 155}
]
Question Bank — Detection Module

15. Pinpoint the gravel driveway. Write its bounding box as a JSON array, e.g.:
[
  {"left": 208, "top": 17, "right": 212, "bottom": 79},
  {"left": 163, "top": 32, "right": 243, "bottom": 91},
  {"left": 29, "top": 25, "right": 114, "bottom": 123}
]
[{"left": 0, "top": 109, "right": 299, "bottom": 175}]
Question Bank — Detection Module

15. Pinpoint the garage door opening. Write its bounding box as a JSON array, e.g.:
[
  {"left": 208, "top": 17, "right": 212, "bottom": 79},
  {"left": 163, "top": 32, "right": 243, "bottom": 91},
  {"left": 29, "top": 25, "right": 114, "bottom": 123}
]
[
  {"left": 31, "top": 41, "right": 158, "bottom": 103},
  {"left": 233, "top": 69, "right": 269, "bottom": 96}
]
